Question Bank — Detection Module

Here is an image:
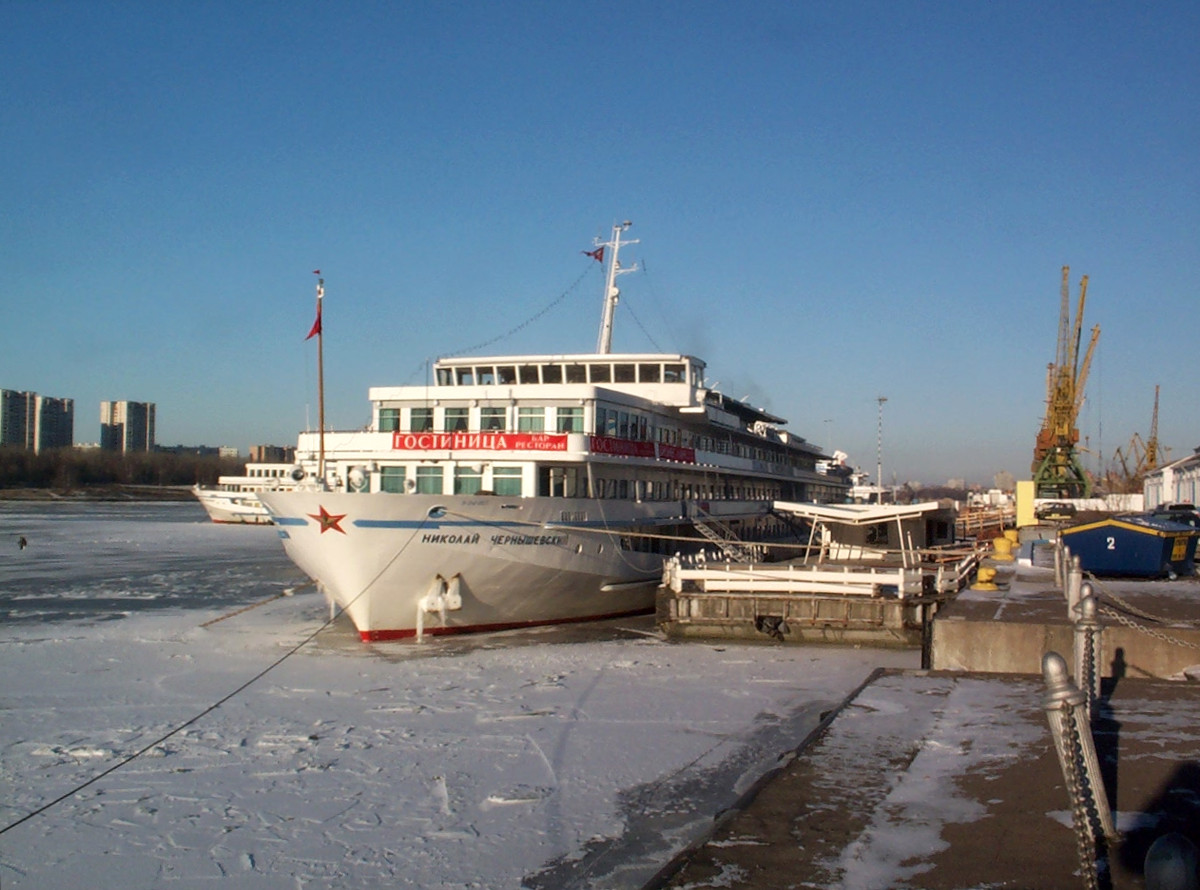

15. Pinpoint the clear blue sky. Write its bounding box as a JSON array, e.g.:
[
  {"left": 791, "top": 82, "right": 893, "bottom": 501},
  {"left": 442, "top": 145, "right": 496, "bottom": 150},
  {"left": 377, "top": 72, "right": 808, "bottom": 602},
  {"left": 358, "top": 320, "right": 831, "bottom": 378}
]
[{"left": 4, "top": 1, "right": 1196, "bottom": 486}]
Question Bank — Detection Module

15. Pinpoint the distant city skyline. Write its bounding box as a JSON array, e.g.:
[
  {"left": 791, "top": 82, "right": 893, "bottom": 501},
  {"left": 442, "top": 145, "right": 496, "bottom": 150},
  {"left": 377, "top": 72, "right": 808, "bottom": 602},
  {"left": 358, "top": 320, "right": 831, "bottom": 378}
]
[{"left": 1, "top": 385, "right": 296, "bottom": 457}]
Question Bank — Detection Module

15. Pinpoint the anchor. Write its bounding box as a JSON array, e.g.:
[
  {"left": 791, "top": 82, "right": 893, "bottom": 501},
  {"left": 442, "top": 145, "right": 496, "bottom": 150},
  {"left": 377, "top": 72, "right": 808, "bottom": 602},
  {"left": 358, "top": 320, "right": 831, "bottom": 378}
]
[{"left": 415, "top": 573, "right": 464, "bottom": 641}]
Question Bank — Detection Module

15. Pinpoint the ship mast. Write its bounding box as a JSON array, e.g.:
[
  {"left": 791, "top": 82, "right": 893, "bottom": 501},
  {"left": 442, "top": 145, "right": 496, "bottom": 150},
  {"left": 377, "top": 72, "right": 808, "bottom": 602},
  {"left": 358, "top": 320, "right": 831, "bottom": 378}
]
[{"left": 595, "top": 221, "right": 638, "bottom": 354}]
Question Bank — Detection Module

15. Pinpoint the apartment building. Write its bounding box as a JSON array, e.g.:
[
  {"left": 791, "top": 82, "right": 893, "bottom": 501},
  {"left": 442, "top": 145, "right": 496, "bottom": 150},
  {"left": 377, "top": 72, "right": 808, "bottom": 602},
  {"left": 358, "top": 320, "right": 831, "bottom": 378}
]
[
  {"left": 0, "top": 389, "right": 75, "bottom": 452},
  {"left": 100, "top": 400, "right": 156, "bottom": 452},
  {"left": 249, "top": 444, "right": 296, "bottom": 463}
]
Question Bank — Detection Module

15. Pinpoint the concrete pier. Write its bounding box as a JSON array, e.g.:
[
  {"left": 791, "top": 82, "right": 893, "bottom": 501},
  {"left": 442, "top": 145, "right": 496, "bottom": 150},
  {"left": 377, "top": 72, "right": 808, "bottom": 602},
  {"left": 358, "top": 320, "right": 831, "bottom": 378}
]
[
  {"left": 647, "top": 565, "right": 1200, "bottom": 889},
  {"left": 931, "top": 560, "right": 1200, "bottom": 679}
]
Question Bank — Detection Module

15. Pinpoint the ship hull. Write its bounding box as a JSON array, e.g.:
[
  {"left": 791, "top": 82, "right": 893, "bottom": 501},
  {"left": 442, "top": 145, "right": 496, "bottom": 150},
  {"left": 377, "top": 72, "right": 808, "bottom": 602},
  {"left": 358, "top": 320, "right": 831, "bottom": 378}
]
[
  {"left": 258, "top": 491, "right": 769, "bottom": 641},
  {"left": 192, "top": 486, "right": 273, "bottom": 524}
]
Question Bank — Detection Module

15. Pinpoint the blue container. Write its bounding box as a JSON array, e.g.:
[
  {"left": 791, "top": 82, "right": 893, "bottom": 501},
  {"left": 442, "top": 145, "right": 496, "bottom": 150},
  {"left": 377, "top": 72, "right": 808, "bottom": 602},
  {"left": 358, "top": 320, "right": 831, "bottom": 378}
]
[{"left": 1061, "top": 514, "right": 1198, "bottom": 578}]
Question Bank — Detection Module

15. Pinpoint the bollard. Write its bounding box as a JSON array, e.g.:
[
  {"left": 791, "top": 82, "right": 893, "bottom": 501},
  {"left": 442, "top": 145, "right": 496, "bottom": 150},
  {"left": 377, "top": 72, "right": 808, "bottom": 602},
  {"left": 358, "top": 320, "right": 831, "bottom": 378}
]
[
  {"left": 991, "top": 535, "right": 1015, "bottom": 561},
  {"left": 971, "top": 565, "right": 999, "bottom": 591},
  {"left": 1073, "top": 588, "right": 1103, "bottom": 718},
  {"left": 1042, "top": 653, "right": 1116, "bottom": 852}
]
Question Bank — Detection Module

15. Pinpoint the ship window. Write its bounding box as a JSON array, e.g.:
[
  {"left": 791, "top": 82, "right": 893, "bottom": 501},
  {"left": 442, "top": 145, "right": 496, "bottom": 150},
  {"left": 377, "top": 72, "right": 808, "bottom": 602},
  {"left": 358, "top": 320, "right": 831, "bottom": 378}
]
[
  {"left": 543, "top": 466, "right": 585, "bottom": 498},
  {"left": 480, "top": 407, "right": 506, "bottom": 430},
  {"left": 564, "top": 467, "right": 584, "bottom": 497},
  {"left": 518, "top": 407, "right": 545, "bottom": 432},
  {"left": 380, "top": 466, "right": 406, "bottom": 493},
  {"left": 476, "top": 367, "right": 496, "bottom": 385},
  {"left": 497, "top": 366, "right": 517, "bottom": 385},
  {"left": 444, "top": 407, "right": 469, "bottom": 432},
  {"left": 664, "top": 363, "right": 685, "bottom": 383},
  {"left": 454, "top": 465, "right": 482, "bottom": 494},
  {"left": 638, "top": 363, "right": 661, "bottom": 383},
  {"left": 518, "top": 365, "right": 540, "bottom": 384},
  {"left": 455, "top": 367, "right": 474, "bottom": 385},
  {"left": 565, "top": 364, "right": 587, "bottom": 384},
  {"left": 411, "top": 407, "right": 433, "bottom": 432},
  {"left": 602, "top": 408, "right": 617, "bottom": 436},
  {"left": 614, "top": 364, "right": 635, "bottom": 383},
  {"left": 378, "top": 408, "right": 399, "bottom": 432},
  {"left": 556, "top": 406, "right": 583, "bottom": 432},
  {"left": 436, "top": 367, "right": 453, "bottom": 386},
  {"left": 618, "top": 412, "right": 630, "bottom": 438},
  {"left": 589, "top": 364, "right": 611, "bottom": 383},
  {"left": 493, "top": 466, "right": 522, "bottom": 496},
  {"left": 542, "top": 364, "right": 563, "bottom": 384},
  {"left": 416, "top": 466, "right": 443, "bottom": 494}
]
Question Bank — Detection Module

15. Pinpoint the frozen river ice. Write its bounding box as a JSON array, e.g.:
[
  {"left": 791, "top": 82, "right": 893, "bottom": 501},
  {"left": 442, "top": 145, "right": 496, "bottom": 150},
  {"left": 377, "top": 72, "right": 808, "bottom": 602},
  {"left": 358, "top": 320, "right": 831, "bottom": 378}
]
[{"left": 0, "top": 501, "right": 917, "bottom": 889}]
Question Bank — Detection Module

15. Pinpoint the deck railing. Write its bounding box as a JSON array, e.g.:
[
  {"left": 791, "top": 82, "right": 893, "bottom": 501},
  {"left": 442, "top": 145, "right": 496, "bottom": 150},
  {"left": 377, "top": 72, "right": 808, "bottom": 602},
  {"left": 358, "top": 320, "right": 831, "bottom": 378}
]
[{"left": 663, "top": 542, "right": 983, "bottom": 599}]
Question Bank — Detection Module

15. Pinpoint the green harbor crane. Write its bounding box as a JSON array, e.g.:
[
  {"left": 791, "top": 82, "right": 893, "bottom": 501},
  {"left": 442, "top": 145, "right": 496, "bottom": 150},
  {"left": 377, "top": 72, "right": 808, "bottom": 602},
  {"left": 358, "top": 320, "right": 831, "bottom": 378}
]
[{"left": 1032, "top": 266, "right": 1100, "bottom": 499}]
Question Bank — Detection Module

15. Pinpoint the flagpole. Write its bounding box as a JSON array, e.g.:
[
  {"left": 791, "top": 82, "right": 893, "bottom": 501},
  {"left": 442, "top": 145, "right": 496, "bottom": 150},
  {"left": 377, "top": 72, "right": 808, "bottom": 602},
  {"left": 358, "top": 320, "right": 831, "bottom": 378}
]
[{"left": 315, "top": 277, "right": 325, "bottom": 483}]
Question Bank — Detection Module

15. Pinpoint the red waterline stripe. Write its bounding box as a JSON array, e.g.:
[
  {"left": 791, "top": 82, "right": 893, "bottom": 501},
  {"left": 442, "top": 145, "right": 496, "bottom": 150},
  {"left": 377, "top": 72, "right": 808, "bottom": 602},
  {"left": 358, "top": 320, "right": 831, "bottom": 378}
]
[{"left": 359, "top": 606, "right": 655, "bottom": 642}]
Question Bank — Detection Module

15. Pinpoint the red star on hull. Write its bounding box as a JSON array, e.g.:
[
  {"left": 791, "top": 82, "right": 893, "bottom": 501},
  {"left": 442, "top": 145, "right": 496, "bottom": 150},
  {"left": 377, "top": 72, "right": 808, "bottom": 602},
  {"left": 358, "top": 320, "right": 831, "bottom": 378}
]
[{"left": 307, "top": 505, "right": 348, "bottom": 534}]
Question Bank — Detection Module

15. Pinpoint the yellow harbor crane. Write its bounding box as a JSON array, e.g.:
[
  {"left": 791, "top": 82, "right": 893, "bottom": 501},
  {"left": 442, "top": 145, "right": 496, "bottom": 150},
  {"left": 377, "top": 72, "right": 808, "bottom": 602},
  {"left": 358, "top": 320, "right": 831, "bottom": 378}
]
[
  {"left": 1109, "top": 385, "right": 1167, "bottom": 493},
  {"left": 1032, "top": 266, "right": 1101, "bottom": 498}
]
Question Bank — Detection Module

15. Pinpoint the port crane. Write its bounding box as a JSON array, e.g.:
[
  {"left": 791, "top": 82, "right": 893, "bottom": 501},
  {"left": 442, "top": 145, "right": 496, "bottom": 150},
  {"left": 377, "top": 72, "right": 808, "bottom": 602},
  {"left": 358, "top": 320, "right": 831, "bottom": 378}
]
[
  {"left": 1108, "top": 385, "right": 1166, "bottom": 493},
  {"left": 1032, "top": 266, "right": 1101, "bottom": 498}
]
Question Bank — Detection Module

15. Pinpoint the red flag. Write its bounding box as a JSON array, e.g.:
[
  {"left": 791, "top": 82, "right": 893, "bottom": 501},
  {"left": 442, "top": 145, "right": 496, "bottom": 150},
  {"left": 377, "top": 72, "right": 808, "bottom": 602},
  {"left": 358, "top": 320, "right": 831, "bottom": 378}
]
[
  {"left": 583, "top": 247, "right": 604, "bottom": 263},
  {"left": 312, "top": 269, "right": 321, "bottom": 275},
  {"left": 305, "top": 304, "right": 322, "bottom": 340}
]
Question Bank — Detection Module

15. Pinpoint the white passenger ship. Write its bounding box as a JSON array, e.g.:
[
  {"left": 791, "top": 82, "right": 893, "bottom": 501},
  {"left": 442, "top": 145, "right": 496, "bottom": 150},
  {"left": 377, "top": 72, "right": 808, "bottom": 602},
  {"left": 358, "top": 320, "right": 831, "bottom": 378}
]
[
  {"left": 192, "top": 463, "right": 298, "bottom": 524},
  {"left": 259, "top": 224, "right": 848, "bottom": 640}
]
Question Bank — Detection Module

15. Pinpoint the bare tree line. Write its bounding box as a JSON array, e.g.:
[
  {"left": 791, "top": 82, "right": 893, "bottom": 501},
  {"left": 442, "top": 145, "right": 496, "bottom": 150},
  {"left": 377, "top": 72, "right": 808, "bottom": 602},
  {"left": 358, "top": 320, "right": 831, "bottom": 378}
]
[{"left": 0, "top": 448, "right": 245, "bottom": 491}]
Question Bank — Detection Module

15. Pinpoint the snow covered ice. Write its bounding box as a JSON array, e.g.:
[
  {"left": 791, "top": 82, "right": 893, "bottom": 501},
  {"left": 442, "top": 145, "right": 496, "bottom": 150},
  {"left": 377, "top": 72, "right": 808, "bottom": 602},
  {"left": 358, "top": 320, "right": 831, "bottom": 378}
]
[{"left": 0, "top": 502, "right": 916, "bottom": 888}]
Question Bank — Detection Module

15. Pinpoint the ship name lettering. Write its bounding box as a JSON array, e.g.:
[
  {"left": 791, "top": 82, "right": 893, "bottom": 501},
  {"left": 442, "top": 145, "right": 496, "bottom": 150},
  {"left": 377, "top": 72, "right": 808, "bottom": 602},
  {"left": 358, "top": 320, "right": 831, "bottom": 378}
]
[
  {"left": 490, "top": 534, "right": 566, "bottom": 546},
  {"left": 420, "top": 532, "right": 481, "bottom": 545}
]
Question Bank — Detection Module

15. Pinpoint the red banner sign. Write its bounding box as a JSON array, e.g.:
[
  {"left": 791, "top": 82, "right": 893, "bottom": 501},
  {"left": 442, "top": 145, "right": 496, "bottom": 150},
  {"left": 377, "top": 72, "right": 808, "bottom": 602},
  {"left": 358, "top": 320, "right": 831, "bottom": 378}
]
[
  {"left": 589, "top": 435, "right": 655, "bottom": 458},
  {"left": 657, "top": 443, "right": 697, "bottom": 463},
  {"left": 588, "top": 436, "right": 696, "bottom": 463},
  {"left": 392, "top": 432, "right": 568, "bottom": 452}
]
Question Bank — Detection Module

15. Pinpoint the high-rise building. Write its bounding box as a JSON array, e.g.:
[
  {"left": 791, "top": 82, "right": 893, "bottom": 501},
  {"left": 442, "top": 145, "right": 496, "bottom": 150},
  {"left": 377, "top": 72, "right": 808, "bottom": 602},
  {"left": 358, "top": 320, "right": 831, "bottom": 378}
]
[
  {"left": 100, "top": 400, "right": 156, "bottom": 452},
  {"left": 1, "top": 390, "right": 74, "bottom": 452},
  {"left": 0, "top": 389, "right": 34, "bottom": 449},
  {"left": 250, "top": 444, "right": 296, "bottom": 463},
  {"left": 33, "top": 395, "right": 74, "bottom": 452}
]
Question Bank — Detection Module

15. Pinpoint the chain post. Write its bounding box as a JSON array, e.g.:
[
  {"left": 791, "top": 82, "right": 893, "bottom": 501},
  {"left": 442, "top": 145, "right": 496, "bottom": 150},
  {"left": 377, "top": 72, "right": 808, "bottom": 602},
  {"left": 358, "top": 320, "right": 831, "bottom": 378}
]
[
  {"left": 1073, "top": 587, "right": 1103, "bottom": 718},
  {"left": 1043, "top": 652, "right": 1117, "bottom": 876},
  {"left": 1067, "top": 553, "right": 1084, "bottom": 619}
]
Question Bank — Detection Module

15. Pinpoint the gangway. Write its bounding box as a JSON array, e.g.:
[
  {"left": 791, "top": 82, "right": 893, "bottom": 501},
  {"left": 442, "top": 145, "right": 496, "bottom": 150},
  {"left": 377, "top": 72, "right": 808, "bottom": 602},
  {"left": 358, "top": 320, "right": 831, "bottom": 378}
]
[
  {"left": 658, "top": 500, "right": 984, "bottom": 646},
  {"left": 692, "top": 510, "right": 761, "bottom": 562}
]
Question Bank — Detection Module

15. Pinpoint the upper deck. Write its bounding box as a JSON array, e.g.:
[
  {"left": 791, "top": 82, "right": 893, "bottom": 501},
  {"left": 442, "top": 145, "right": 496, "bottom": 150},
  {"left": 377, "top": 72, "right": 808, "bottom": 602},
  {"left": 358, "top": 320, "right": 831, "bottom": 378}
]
[{"left": 370, "top": 352, "right": 788, "bottom": 430}]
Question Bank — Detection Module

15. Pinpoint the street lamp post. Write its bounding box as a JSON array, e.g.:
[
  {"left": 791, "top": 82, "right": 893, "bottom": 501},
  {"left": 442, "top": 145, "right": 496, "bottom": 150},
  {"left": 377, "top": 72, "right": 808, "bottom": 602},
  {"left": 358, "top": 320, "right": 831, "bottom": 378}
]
[{"left": 876, "top": 396, "right": 887, "bottom": 490}]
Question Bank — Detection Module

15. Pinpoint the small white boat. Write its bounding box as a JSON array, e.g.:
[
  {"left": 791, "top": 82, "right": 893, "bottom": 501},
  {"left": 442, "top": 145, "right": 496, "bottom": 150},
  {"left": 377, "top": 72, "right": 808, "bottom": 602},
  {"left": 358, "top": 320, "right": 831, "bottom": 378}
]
[
  {"left": 260, "top": 224, "right": 849, "bottom": 640},
  {"left": 193, "top": 463, "right": 299, "bottom": 524}
]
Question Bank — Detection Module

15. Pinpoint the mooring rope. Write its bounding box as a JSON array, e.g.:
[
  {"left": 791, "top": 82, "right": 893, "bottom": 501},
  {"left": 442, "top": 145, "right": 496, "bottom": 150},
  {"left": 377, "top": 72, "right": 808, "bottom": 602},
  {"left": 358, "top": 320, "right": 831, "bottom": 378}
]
[
  {"left": 0, "top": 516, "right": 434, "bottom": 837},
  {"left": 0, "top": 605, "right": 342, "bottom": 836},
  {"left": 198, "top": 582, "right": 314, "bottom": 628}
]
